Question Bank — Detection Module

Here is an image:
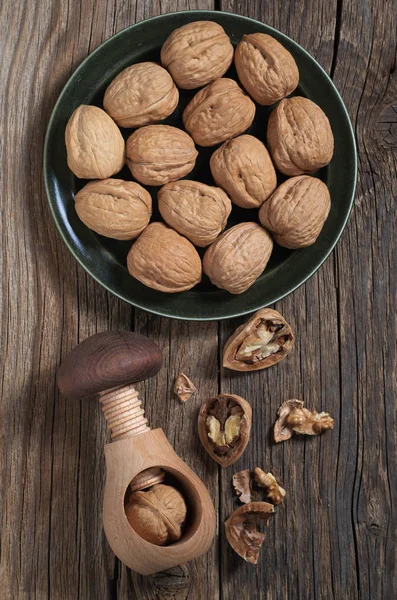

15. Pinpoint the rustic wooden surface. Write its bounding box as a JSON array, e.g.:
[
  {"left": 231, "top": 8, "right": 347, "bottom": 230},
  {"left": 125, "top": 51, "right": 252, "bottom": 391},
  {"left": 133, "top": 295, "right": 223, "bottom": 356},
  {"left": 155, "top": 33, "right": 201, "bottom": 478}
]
[{"left": 1, "top": 0, "right": 396, "bottom": 598}]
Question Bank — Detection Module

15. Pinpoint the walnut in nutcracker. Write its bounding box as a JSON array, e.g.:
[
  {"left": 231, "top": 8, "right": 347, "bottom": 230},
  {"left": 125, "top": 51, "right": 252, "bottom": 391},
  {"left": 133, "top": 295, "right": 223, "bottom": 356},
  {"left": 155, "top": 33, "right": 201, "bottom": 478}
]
[
  {"left": 183, "top": 78, "right": 256, "bottom": 147},
  {"left": 161, "top": 21, "right": 234, "bottom": 89},
  {"left": 103, "top": 62, "right": 178, "bottom": 128},
  {"left": 259, "top": 176, "right": 331, "bottom": 249},
  {"left": 65, "top": 105, "right": 125, "bottom": 179},
  {"left": 235, "top": 33, "right": 299, "bottom": 105},
  {"left": 223, "top": 308, "right": 294, "bottom": 371},
  {"left": 210, "top": 135, "right": 277, "bottom": 209},
  {"left": 267, "top": 96, "right": 334, "bottom": 175},
  {"left": 74, "top": 179, "right": 151, "bottom": 240},
  {"left": 126, "top": 125, "right": 198, "bottom": 186},
  {"left": 203, "top": 222, "right": 273, "bottom": 294},
  {"left": 158, "top": 180, "right": 232, "bottom": 247},
  {"left": 127, "top": 222, "right": 202, "bottom": 293}
]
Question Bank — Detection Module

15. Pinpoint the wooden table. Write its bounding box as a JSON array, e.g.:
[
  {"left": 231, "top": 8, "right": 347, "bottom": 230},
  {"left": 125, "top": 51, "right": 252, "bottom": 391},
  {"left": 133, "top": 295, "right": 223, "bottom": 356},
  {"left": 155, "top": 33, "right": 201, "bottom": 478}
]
[{"left": 1, "top": 1, "right": 396, "bottom": 598}]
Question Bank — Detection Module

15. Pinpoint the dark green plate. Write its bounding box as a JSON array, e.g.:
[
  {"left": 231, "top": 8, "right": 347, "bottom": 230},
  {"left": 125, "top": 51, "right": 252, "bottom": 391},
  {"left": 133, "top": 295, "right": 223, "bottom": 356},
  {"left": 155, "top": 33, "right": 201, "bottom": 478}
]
[{"left": 44, "top": 10, "right": 357, "bottom": 321}]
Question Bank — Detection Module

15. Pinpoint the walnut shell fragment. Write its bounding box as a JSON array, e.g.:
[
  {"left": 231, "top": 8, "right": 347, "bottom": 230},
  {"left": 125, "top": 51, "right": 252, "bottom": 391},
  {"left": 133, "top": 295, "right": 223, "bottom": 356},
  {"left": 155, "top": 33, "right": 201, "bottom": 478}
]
[
  {"left": 161, "top": 21, "right": 234, "bottom": 89},
  {"left": 127, "top": 222, "right": 202, "bottom": 293},
  {"left": 232, "top": 469, "right": 257, "bottom": 504},
  {"left": 225, "top": 502, "right": 274, "bottom": 564},
  {"left": 274, "top": 399, "right": 335, "bottom": 443},
  {"left": 267, "top": 96, "right": 334, "bottom": 175},
  {"left": 183, "top": 78, "right": 256, "bottom": 147},
  {"left": 259, "top": 176, "right": 331, "bottom": 249},
  {"left": 74, "top": 178, "right": 152, "bottom": 240},
  {"left": 210, "top": 135, "right": 277, "bottom": 209},
  {"left": 174, "top": 373, "right": 197, "bottom": 403},
  {"left": 235, "top": 33, "right": 299, "bottom": 105},
  {"left": 103, "top": 62, "right": 179, "bottom": 128},
  {"left": 203, "top": 223, "right": 273, "bottom": 294},
  {"left": 223, "top": 308, "right": 294, "bottom": 371},
  {"left": 198, "top": 393, "right": 252, "bottom": 467}
]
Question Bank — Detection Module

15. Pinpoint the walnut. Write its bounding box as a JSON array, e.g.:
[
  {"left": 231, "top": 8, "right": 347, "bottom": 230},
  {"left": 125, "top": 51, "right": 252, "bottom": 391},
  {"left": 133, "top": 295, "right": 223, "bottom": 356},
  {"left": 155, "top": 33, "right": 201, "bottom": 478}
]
[
  {"left": 103, "top": 62, "right": 178, "bottom": 128},
  {"left": 267, "top": 96, "right": 334, "bottom": 175},
  {"left": 126, "top": 483, "right": 187, "bottom": 546},
  {"left": 254, "top": 468, "right": 286, "bottom": 505},
  {"left": 224, "top": 502, "right": 274, "bottom": 564},
  {"left": 158, "top": 180, "right": 232, "bottom": 247},
  {"left": 65, "top": 105, "right": 125, "bottom": 179},
  {"left": 223, "top": 308, "right": 294, "bottom": 371},
  {"left": 259, "top": 176, "right": 331, "bottom": 249},
  {"left": 232, "top": 469, "right": 257, "bottom": 504},
  {"left": 74, "top": 178, "right": 151, "bottom": 240},
  {"left": 203, "top": 223, "right": 273, "bottom": 294},
  {"left": 174, "top": 373, "right": 197, "bottom": 403},
  {"left": 127, "top": 222, "right": 202, "bottom": 293},
  {"left": 232, "top": 468, "right": 286, "bottom": 506},
  {"left": 183, "top": 78, "right": 256, "bottom": 147},
  {"left": 274, "top": 399, "right": 335, "bottom": 443},
  {"left": 126, "top": 125, "right": 198, "bottom": 186},
  {"left": 161, "top": 21, "right": 234, "bottom": 89},
  {"left": 235, "top": 33, "right": 299, "bottom": 105},
  {"left": 210, "top": 135, "right": 277, "bottom": 209},
  {"left": 198, "top": 393, "right": 252, "bottom": 467}
]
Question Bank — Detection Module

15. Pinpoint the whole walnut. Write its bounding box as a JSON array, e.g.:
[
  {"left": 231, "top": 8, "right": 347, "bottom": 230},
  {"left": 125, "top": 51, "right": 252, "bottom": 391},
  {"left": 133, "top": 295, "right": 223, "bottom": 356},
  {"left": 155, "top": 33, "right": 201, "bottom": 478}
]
[
  {"left": 210, "top": 135, "right": 277, "bottom": 209},
  {"left": 74, "top": 179, "right": 152, "bottom": 240},
  {"left": 103, "top": 62, "right": 178, "bottom": 128},
  {"left": 161, "top": 21, "right": 234, "bottom": 89},
  {"left": 267, "top": 97, "right": 334, "bottom": 175},
  {"left": 203, "top": 222, "right": 273, "bottom": 294},
  {"left": 235, "top": 33, "right": 299, "bottom": 105},
  {"left": 127, "top": 222, "right": 202, "bottom": 292},
  {"left": 183, "top": 78, "right": 256, "bottom": 147},
  {"left": 126, "top": 125, "right": 198, "bottom": 186},
  {"left": 126, "top": 484, "right": 187, "bottom": 546},
  {"left": 158, "top": 180, "right": 232, "bottom": 247},
  {"left": 65, "top": 105, "right": 124, "bottom": 179},
  {"left": 259, "top": 176, "right": 331, "bottom": 248}
]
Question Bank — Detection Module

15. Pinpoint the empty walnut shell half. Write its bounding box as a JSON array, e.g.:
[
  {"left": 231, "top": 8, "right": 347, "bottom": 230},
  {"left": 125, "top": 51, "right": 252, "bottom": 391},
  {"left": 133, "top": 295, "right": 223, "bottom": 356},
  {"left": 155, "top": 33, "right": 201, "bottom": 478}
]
[
  {"left": 103, "top": 62, "right": 178, "bottom": 128},
  {"left": 225, "top": 502, "right": 274, "bottom": 564},
  {"left": 74, "top": 179, "right": 152, "bottom": 240},
  {"left": 223, "top": 308, "right": 294, "bottom": 371},
  {"left": 235, "top": 33, "right": 299, "bottom": 105},
  {"left": 203, "top": 222, "right": 273, "bottom": 294},
  {"left": 126, "top": 125, "right": 198, "bottom": 186},
  {"left": 127, "top": 222, "right": 202, "bottom": 293},
  {"left": 267, "top": 96, "right": 334, "bottom": 175},
  {"left": 210, "top": 135, "right": 277, "bottom": 209},
  {"left": 183, "top": 78, "right": 256, "bottom": 147},
  {"left": 161, "top": 21, "right": 234, "bottom": 89},
  {"left": 158, "top": 180, "right": 232, "bottom": 247},
  {"left": 65, "top": 105, "right": 125, "bottom": 179},
  {"left": 259, "top": 176, "right": 331, "bottom": 249},
  {"left": 198, "top": 393, "right": 252, "bottom": 467}
]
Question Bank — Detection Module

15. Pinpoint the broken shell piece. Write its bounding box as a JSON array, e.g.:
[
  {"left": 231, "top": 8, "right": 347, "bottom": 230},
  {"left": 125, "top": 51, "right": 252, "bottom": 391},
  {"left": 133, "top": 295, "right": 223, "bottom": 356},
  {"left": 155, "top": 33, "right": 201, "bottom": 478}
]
[
  {"left": 225, "top": 502, "right": 274, "bottom": 564},
  {"left": 254, "top": 468, "right": 286, "bottom": 505},
  {"left": 274, "top": 399, "right": 334, "bottom": 443},
  {"left": 174, "top": 373, "right": 197, "bottom": 403},
  {"left": 232, "top": 469, "right": 257, "bottom": 504}
]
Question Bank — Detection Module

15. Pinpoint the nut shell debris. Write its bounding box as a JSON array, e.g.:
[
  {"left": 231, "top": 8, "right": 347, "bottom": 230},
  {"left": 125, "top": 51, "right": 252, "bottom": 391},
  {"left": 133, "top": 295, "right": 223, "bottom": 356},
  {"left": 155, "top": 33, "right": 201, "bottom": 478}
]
[{"left": 225, "top": 502, "right": 274, "bottom": 564}]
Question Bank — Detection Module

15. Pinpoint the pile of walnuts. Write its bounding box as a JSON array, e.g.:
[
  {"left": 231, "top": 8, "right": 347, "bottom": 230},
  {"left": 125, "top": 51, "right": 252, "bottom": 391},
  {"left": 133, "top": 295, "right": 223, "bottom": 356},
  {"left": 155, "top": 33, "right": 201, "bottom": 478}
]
[{"left": 65, "top": 21, "right": 334, "bottom": 295}]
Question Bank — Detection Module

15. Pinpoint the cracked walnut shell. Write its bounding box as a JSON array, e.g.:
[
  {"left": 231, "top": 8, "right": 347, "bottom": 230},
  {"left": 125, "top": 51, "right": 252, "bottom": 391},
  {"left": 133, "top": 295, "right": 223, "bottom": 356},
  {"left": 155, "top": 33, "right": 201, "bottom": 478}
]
[
  {"left": 65, "top": 105, "right": 125, "bottom": 179},
  {"left": 161, "top": 21, "right": 234, "bottom": 89},
  {"left": 74, "top": 179, "right": 151, "bottom": 240},
  {"left": 127, "top": 222, "right": 202, "bottom": 293},
  {"left": 223, "top": 308, "right": 294, "bottom": 371},
  {"left": 267, "top": 96, "right": 334, "bottom": 175},
  {"left": 225, "top": 502, "right": 274, "bottom": 564},
  {"left": 203, "top": 223, "right": 273, "bottom": 294},
  {"left": 259, "top": 176, "right": 331, "bottom": 249},
  {"left": 210, "top": 135, "right": 277, "bottom": 209},
  {"left": 183, "top": 78, "right": 256, "bottom": 147},
  {"left": 126, "top": 125, "right": 198, "bottom": 186},
  {"left": 158, "top": 180, "right": 232, "bottom": 247},
  {"left": 103, "top": 62, "right": 178, "bottom": 128},
  {"left": 235, "top": 33, "right": 299, "bottom": 105}
]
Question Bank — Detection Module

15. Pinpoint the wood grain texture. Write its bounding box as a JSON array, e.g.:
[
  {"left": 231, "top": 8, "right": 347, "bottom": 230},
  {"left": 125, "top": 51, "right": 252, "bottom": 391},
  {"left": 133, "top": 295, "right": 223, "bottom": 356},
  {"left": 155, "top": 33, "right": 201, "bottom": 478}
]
[{"left": 0, "top": 1, "right": 396, "bottom": 599}]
